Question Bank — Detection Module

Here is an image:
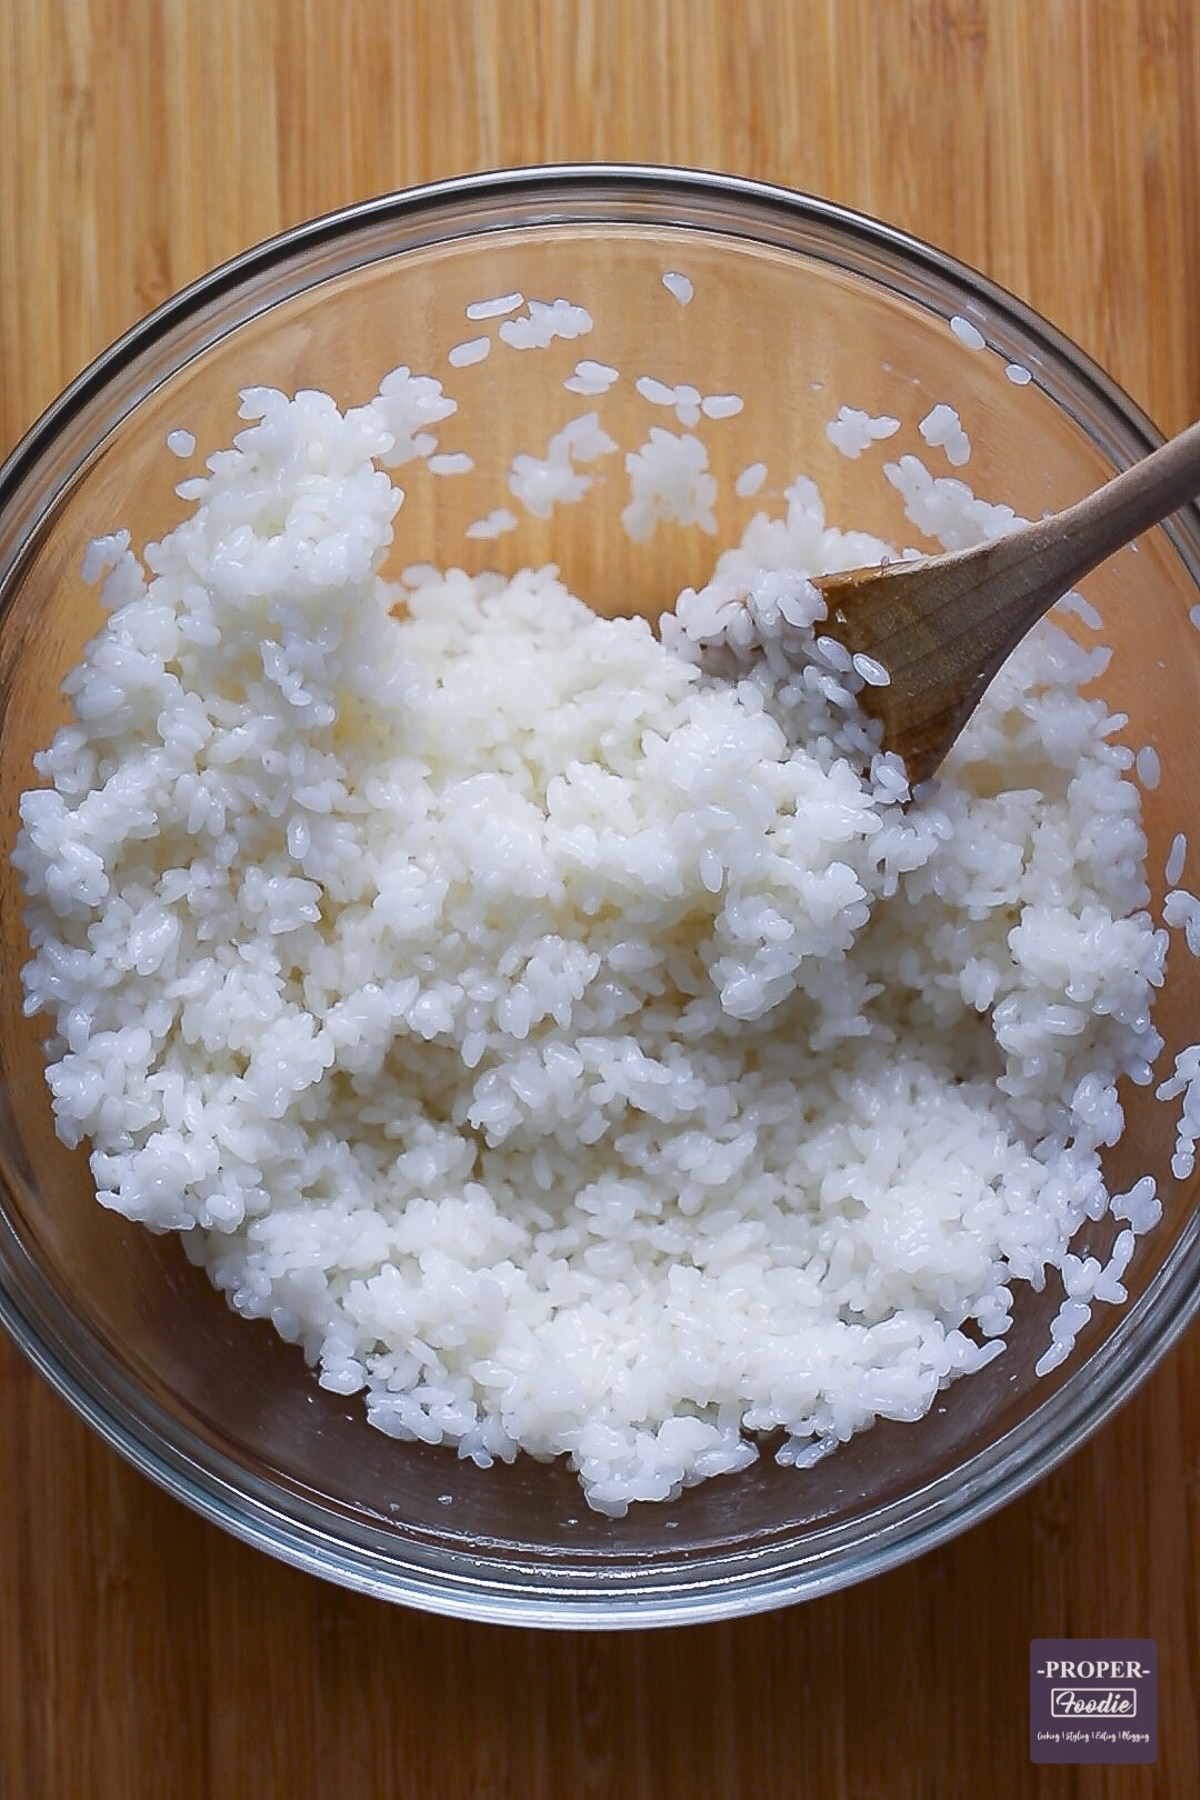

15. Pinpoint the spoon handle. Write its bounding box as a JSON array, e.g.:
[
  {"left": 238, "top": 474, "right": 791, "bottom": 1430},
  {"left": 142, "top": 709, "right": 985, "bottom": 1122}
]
[{"left": 1005, "top": 416, "right": 1200, "bottom": 620}]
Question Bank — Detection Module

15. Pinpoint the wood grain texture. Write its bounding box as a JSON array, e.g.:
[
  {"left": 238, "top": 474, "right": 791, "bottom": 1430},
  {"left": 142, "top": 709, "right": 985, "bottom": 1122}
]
[{"left": 2, "top": 3, "right": 1199, "bottom": 1795}]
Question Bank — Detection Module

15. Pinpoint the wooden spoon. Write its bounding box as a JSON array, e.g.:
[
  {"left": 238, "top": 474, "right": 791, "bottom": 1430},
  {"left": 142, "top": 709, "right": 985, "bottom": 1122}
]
[{"left": 811, "top": 418, "right": 1200, "bottom": 788}]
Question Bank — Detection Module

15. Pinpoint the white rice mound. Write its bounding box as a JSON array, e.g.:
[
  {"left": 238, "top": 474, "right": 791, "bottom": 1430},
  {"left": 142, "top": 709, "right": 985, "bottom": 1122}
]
[{"left": 14, "top": 386, "right": 1169, "bottom": 1516}]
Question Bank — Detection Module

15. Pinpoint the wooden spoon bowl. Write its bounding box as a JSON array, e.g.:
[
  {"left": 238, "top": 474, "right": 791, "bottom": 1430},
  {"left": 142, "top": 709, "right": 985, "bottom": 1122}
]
[{"left": 813, "top": 419, "right": 1200, "bottom": 787}]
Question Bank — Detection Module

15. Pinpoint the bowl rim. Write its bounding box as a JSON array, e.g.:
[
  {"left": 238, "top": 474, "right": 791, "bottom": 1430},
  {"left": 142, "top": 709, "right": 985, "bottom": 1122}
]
[
  {"left": 2, "top": 161, "right": 1199, "bottom": 1629},
  {"left": 0, "top": 161, "right": 1175, "bottom": 515}
]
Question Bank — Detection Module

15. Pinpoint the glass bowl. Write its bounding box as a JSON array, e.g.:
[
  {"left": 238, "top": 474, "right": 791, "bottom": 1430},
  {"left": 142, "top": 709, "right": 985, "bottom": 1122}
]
[{"left": 2, "top": 166, "right": 1199, "bottom": 1629}]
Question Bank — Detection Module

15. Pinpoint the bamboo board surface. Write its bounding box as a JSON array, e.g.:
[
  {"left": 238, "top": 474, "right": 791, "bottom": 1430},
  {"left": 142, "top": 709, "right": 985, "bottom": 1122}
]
[{"left": 1, "top": 4, "right": 1199, "bottom": 1795}]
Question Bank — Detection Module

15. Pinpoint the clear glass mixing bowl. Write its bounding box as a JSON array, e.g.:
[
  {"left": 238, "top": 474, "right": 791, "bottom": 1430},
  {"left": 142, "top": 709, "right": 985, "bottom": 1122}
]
[{"left": 2, "top": 166, "right": 1199, "bottom": 1627}]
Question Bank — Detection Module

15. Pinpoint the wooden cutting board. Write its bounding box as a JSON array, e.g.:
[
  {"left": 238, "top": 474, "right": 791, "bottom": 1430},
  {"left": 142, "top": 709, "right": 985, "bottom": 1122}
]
[{"left": 2, "top": 5, "right": 1198, "bottom": 1796}]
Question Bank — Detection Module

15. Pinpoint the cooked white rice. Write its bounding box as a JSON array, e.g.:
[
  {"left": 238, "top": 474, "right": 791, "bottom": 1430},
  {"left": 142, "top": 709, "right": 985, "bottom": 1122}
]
[
  {"left": 702, "top": 393, "right": 745, "bottom": 421},
  {"left": 623, "top": 429, "right": 718, "bottom": 542},
  {"left": 826, "top": 407, "right": 902, "bottom": 460},
  {"left": 950, "top": 315, "right": 987, "bottom": 350},
  {"left": 662, "top": 272, "right": 694, "bottom": 306},
  {"left": 447, "top": 337, "right": 491, "bottom": 370},
  {"left": 465, "top": 292, "right": 524, "bottom": 322},
  {"left": 14, "top": 381, "right": 1173, "bottom": 1516},
  {"left": 919, "top": 403, "right": 972, "bottom": 468},
  {"left": 498, "top": 298, "right": 594, "bottom": 350},
  {"left": 1166, "top": 832, "right": 1188, "bottom": 887},
  {"left": 465, "top": 508, "right": 519, "bottom": 542},
  {"left": 735, "top": 461, "right": 769, "bottom": 498},
  {"left": 507, "top": 412, "right": 617, "bottom": 519},
  {"left": 565, "top": 360, "right": 619, "bottom": 397}
]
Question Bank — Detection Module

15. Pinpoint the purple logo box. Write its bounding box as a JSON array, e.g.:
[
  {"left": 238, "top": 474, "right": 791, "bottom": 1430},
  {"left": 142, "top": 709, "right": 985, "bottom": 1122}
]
[{"left": 1031, "top": 1639, "right": 1156, "bottom": 1763}]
